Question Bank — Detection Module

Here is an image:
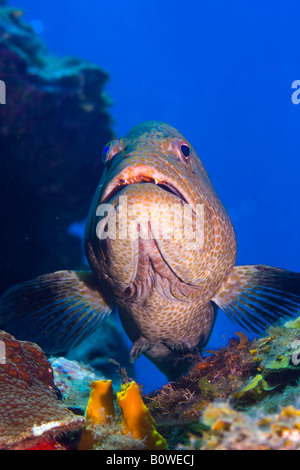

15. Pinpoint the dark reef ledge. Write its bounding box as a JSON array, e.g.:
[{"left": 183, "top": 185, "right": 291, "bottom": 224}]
[{"left": 0, "top": 3, "right": 114, "bottom": 292}]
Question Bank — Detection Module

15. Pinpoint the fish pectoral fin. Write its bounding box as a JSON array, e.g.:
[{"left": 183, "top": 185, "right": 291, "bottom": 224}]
[
  {"left": 163, "top": 339, "right": 193, "bottom": 353},
  {"left": 130, "top": 337, "right": 194, "bottom": 365},
  {"left": 0, "top": 270, "right": 114, "bottom": 354},
  {"left": 129, "top": 337, "right": 155, "bottom": 362},
  {"left": 212, "top": 265, "right": 300, "bottom": 333}
]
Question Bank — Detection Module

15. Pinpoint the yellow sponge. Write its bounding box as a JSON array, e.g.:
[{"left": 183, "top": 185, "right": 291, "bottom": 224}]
[
  {"left": 117, "top": 381, "right": 167, "bottom": 450},
  {"left": 78, "top": 379, "right": 115, "bottom": 450},
  {"left": 85, "top": 379, "right": 115, "bottom": 425}
]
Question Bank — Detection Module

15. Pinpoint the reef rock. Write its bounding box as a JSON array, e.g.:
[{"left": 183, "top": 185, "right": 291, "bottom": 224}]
[
  {"left": 0, "top": 331, "right": 84, "bottom": 450},
  {"left": 0, "top": 4, "right": 113, "bottom": 294}
]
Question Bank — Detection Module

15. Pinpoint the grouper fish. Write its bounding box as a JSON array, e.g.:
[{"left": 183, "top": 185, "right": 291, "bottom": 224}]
[{"left": 1, "top": 121, "right": 299, "bottom": 380}]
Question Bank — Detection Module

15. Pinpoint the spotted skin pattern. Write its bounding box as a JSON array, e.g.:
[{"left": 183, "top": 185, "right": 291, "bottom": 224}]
[
  {"left": 85, "top": 121, "right": 237, "bottom": 378},
  {"left": 2, "top": 121, "right": 299, "bottom": 380}
]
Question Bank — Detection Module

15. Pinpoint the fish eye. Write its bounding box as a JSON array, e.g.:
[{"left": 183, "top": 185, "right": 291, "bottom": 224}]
[
  {"left": 180, "top": 144, "right": 190, "bottom": 160},
  {"left": 102, "top": 143, "right": 111, "bottom": 163}
]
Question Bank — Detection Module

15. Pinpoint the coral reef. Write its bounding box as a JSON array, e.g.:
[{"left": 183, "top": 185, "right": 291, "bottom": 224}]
[
  {"left": 1, "top": 315, "right": 300, "bottom": 450},
  {"left": 72, "top": 317, "right": 300, "bottom": 450},
  {"left": 0, "top": 4, "right": 113, "bottom": 294},
  {"left": 0, "top": 331, "right": 84, "bottom": 450},
  {"left": 185, "top": 401, "right": 300, "bottom": 450},
  {"left": 144, "top": 318, "right": 300, "bottom": 449},
  {"left": 50, "top": 356, "right": 109, "bottom": 414}
]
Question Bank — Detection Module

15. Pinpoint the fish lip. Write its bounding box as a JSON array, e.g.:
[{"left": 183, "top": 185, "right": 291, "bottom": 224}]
[{"left": 100, "top": 165, "right": 192, "bottom": 207}]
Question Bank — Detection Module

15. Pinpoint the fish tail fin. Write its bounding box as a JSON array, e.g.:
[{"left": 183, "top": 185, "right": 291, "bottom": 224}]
[
  {"left": 0, "top": 270, "right": 114, "bottom": 354},
  {"left": 212, "top": 265, "right": 300, "bottom": 333}
]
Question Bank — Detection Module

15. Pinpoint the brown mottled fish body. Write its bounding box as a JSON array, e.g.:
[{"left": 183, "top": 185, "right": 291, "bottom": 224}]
[
  {"left": 1, "top": 121, "right": 299, "bottom": 380},
  {"left": 84, "top": 122, "right": 236, "bottom": 377}
]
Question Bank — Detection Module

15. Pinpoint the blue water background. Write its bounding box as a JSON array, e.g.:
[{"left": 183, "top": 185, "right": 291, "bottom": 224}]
[{"left": 8, "top": 0, "right": 300, "bottom": 392}]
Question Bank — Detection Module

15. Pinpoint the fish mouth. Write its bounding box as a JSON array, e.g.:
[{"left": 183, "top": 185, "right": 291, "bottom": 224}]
[{"left": 101, "top": 172, "right": 189, "bottom": 205}]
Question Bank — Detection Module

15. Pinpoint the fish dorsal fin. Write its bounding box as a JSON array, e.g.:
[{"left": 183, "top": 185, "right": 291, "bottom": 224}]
[
  {"left": 0, "top": 270, "right": 114, "bottom": 354},
  {"left": 212, "top": 265, "right": 300, "bottom": 333}
]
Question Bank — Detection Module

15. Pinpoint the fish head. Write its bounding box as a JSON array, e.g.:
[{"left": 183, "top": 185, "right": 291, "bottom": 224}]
[{"left": 84, "top": 121, "right": 236, "bottom": 301}]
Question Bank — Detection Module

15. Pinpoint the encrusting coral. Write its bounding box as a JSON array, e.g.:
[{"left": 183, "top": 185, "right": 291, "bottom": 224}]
[
  {"left": 50, "top": 356, "right": 109, "bottom": 413},
  {"left": 0, "top": 330, "right": 166, "bottom": 450},
  {"left": 0, "top": 331, "right": 84, "bottom": 450},
  {"left": 183, "top": 401, "right": 300, "bottom": 450}
]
